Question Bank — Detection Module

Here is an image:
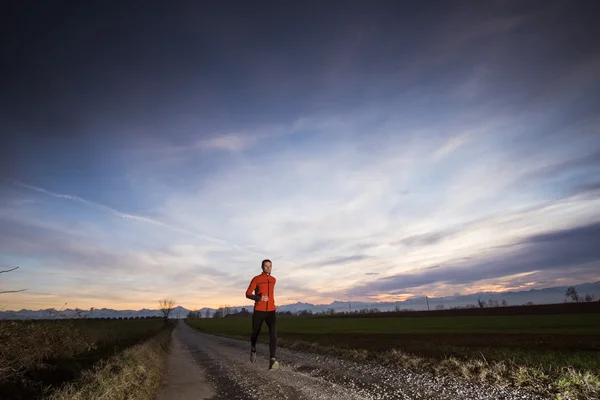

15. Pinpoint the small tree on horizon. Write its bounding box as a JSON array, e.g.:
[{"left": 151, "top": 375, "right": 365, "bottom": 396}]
[
  {"left": 584, "top": 293, "right": 596, "bottom": 302},
  {"left": 488, "top": 299, "right": 499, "bottom": 307},
  {"left": 565, "top": 286, "right": 581, "bottom": 303},
  {"left": 159, "top": 298, "right": 176, "bottom": 322},
  {"left": 476, "top": 297, "right": 486, "bottom": 308}
]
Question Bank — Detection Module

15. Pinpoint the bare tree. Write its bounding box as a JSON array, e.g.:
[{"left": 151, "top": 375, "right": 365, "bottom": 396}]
[
  {"left": 565, "top": 286, "right": 581, "bottom": 303},
  {"left": 0, "top": 265, "right": 26, "bottom": 294},
  {"left": 487, "top": 299, "right": 499, "bottom": 307},
  {"left": 584, "top": 293, "right": 596, "bottom": 302},
  {"left": 159, "top": 298, "right": 176, "bottom": 322},
  {"left": 476, "top": 297, "right": 486, "bottom": 308}
]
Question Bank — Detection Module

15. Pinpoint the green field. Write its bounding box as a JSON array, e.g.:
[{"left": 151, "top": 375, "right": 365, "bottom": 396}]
[
  {"left": 187, "top": 313, "right": 600, "bottom": 399},
  {"left": 186, "top": 313, "right": 600, "bottom": 335}
]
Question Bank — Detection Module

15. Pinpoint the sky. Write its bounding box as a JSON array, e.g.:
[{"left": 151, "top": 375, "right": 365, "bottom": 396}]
[{"left": 1, "top": 1, "right": 599, "bottom": 311}]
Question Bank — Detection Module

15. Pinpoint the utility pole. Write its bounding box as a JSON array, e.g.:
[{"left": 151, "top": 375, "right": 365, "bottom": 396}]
[{"left": 426, "top": 296, "right": 430, "bottom": 311}]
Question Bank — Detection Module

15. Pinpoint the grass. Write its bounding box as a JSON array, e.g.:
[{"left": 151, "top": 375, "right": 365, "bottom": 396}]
[
  {"left": 186, "top": 313, "right": 600, "bottom": 400},
  {"left": 186, "top": 313, "right": 600, "bottom": 335},
  {"left": 0, "top": 318, "right": 168, "bottom": 399},
  {"left": 49, "top": 323, "right": 173, "bottom": 400}
]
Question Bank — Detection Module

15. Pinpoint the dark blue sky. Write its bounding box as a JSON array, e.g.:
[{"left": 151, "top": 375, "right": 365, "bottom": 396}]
[{"left": 1, "top": 1, "right": 599, "bottom": 309}]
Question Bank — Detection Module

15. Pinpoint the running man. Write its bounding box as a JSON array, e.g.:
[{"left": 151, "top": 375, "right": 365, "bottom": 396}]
[{"left": 245, "top": 259, "right": 279, "bottom": 370}]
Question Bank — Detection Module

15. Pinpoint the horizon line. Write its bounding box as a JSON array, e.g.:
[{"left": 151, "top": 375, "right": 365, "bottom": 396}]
[{"left": 2, "top": 280, "right": 598, "bottom": 313}]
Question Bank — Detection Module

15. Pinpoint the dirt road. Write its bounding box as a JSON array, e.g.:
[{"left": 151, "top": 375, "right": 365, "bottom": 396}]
[{"left": 158, "top": 322, "right": 545, "bottom": 400}]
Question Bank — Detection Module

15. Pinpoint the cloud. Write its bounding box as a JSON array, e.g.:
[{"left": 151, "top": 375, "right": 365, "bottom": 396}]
[
  {"left": 0, "top": 217, "right": 160, "bottom": 275},
  {"left": 14, "top": 181, "right": 168, "bottom": 224},
  {"left": 295, "top": 238, "right": 348, "bottom": 256},
  {"left": 3, "top": 2, "right": 600, "bottom": 310},
  {"left": 519, "top": 151, "right": 600, "bottom": 182},
  {"left": 13, "top": 181, "right": 248, "bottom": 249},
  {"left": 197, "top": 133, "right": 255, "bottom": 152},
  {"left": 6, "top": 85, "right": 599, "bottom": 309},
  {"left": 345, "top": 221, "right": 600, "bottom": 297},
  {"left": 524, "top": 222, "right": 600, "bottom": 245},
  {"left": 394, "top": 230, "right": 457, "bottom": 247},
  {"left": 434, "top": 134, "right": 468, "bottom": 159},
  {"left": 0, "top": 213, "right": 260, "bottom": 309},
  {"left": 312, "top": 255, "right": 373, "bottom": 267},
  {"left": 148, "top": 98, "right": 600, "bottom": 302},
  {"left": 131, "top": 119, "right": 309, "bottom": 168},
  {"left": 573, "top": 182, "right": 600, "bottom": 196}
]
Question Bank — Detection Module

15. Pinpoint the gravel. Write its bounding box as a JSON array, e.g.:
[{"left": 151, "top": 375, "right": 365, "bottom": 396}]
[{"left": 174, "top": 322, "right": 549, "bottom": 400}]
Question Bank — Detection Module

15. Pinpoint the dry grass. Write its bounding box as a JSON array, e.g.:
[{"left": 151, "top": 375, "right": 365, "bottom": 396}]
[
  {"left": 0, "top": 320, "right": 94, "bottom": 385},
  {"left": 279, "top": 338, "right": 600, "bottom": 400},
  {"left": 49, "top": 325, "right": 172, "bottom": 400},
  {"left": 0, "top": 319, "right": 165, "bottom": 398}
]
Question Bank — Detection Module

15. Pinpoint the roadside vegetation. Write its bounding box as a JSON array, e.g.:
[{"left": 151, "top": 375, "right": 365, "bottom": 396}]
[
  {"left": 0, "top": 318, "right": 173, "bottom": 399},
  {"left": 49, "top": 323, "right": 173, "bottom": 400},
  {"left": 186, "top": 309, "right": 600, "bottom": 400}
]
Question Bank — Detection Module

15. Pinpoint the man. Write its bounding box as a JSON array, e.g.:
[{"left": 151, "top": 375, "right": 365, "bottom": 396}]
[{"left": 245, "top": 259, "right": 279, "bottom": 370}]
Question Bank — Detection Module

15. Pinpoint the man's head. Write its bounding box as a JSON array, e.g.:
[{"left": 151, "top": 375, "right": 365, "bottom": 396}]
[{"left": 261, "top": 259, "right": 272, "bottom": 274}]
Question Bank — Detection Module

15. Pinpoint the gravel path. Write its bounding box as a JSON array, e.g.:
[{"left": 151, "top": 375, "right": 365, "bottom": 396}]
[{"left": 160, "top": 322, "right": 548, "bottom": 400}]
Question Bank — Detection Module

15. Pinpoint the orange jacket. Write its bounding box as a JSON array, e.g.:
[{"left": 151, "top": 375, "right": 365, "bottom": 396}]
[{"left": 245, "top": 272, "right": 277, "bottom": 312}]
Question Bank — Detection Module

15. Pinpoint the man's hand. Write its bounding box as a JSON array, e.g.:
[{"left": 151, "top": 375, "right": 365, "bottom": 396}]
[{"left": 260, "top": 295, "right": 269, "bottom": 302}]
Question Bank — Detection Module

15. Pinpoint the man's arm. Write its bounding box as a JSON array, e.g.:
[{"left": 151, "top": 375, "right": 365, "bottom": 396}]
[{"left": 245, "top": 278, "right": 261, "bottom": 301}]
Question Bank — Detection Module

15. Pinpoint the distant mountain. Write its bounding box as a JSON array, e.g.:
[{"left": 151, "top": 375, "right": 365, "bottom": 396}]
[
  {"left": 275, "top": 281, "right": 600, "bottom": 314},
  {"left": 1, "top": 281, "right": 599, "bottom": 320},
  {"left": 0, "top": 305, "right": 194, "bottom": 320}
]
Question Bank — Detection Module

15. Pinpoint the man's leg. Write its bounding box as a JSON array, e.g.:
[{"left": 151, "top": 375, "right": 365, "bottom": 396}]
[
  {"left": 251, "top": 311, "right": 266, "bottom": 348},
  {"left": 250, "top": 311, "right": 268, "bottom": 362},
  {"left": 265, "top": 311, "right": 278, "bottom": 369}
]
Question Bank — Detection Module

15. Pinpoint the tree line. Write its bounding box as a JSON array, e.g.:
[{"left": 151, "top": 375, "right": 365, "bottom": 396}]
[{"left": 187, "top": 287, "right": 599, "bottom": 319}]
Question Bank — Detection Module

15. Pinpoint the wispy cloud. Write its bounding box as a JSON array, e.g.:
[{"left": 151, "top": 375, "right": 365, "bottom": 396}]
[
  {"left": 434, "top": 134, "right": 468, "bottom": 160},
  {"left": 0, "top": 215, "right": 257, "bottom": 309},
  {"left": 307, "top": 255, "right": 374, "bottom": 267},
  {"left": 393, "top": 230, "right": 458, "bottom": 247},
  {"left": 131, "top": 119, "right": 309, "bottom": 167},
  {"left": 197, "top": 133, "right": 256, "bottom": 152},
  {"left": 6, "top": 98, "right": 600, "bottom": 309},
  {"left": 343, "top": 221, "right": 600, "bottom": 298},
  {"left": 13, "top": 181, "right": 249, "bottom": 249}
]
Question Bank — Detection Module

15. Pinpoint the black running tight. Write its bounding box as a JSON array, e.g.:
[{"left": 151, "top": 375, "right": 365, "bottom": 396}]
[{"left": 250, "top": 310, "right": 277, "bottom": 358}]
